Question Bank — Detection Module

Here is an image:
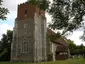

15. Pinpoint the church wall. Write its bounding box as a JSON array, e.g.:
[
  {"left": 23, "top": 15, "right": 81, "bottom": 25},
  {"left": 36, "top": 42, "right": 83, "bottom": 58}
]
[
  {"left": 34, "top": 13, "right": 47, "bottom": 62},
  {"left": 11, "top": 18, "right": 35, "bottom": 62},
  {"left": 11, "top": 20, "right": 18, "bottom": 61},
  {"left": 34, "top": 13, "right": 42, "bottom": 62},
  {"left": 11, "top": 3, "right": 47, "bottom": 62},
  {"left": 41, "top": 16, "right": 47, "bottom": 61},
  {"left": 17, "top": 19, "right": 35, "bottom": 62},
  {"left": 52, "top": 43, "right": 57, "bottom": 61}
]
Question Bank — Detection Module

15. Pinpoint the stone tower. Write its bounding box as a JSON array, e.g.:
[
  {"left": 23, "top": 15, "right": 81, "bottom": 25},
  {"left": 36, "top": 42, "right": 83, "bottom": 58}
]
[{"left": 11, "top": 3, "right": 47, "bottom": 62}]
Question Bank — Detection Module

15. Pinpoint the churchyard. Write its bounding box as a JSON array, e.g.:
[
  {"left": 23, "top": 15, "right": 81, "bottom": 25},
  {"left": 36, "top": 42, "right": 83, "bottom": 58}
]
[
  {"left": 1, "top": 0, "right": 85, "bottom": 63},
  {"left": 0, "top": 58, "right": 85, "bottom": 64}
]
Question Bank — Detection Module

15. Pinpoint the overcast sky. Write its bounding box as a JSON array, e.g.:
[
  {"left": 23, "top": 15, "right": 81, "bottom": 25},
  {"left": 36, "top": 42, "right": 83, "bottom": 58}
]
[{"left": 0, "top": 0, "right": 85, "bottom": 45}]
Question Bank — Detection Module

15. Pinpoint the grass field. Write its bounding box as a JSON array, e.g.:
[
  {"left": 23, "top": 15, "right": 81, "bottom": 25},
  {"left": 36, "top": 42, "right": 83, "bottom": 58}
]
[{"left": 0, "top": 58, "right": 85, "bottom": 64}]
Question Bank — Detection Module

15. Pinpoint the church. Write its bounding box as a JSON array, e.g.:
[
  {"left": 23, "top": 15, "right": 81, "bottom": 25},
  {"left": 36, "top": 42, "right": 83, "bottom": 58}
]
[{"left": 11, "top": 3, "right": 69, "bottom": 62}]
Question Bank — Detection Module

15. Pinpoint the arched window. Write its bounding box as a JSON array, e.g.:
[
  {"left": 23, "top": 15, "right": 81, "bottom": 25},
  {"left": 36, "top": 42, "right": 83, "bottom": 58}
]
[{"left": 21, "top": 41, "right": 29, "bottom": 53}]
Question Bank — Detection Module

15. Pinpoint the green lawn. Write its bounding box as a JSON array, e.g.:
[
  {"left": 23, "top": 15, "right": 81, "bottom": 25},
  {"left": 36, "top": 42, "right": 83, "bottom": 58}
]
[{"left": 0, "top": 58, "right": 85, "bottom": 64}]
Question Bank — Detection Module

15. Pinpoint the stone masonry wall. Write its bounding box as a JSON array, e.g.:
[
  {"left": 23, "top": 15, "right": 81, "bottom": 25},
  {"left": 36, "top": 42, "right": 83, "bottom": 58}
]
[
  {"left": 11, "top": 3, "right": 46, "bottom": 62},
  {"left": 34, "top": 13, "right": 47, "bottom": 62}
]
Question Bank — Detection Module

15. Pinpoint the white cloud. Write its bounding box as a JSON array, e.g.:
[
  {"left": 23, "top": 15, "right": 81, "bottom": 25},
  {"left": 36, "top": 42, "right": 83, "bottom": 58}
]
[
  {"left": 2, "top": 0, "right": 52, "bottom": 11},
  {"left": 0, "top": 24, "right": 13, "bottom": 40},
  {"left": 0, "top": 0, "right": 27, "bottom": 40},
  {"left": 2, "top": 0, "right": 27, "bottom": 11},
  {"left": 67, "top": 31, "right": 85, "bottom": 45}
]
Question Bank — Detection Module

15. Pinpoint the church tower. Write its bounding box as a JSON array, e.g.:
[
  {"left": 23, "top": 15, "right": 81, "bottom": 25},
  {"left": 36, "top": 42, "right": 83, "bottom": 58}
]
[{"left": 11, "top": 3, "right": 47, "bottom": 62}]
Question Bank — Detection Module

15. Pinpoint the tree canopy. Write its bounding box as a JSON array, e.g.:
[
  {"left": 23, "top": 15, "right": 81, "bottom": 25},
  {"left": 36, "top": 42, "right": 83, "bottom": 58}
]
[
  {"left": 0, "top": 0, "right": 8, "bottom": 20},
  {"left": 0, "top": 30, "right": 13, "bottom": 61},
  {"left": 80, "top": 29, "right": 85, "bottom": 41},
  {"left": 67, "top": 39, "right": 85, "bottom": 56},
  {"left": 48, "top": 0, "right": 85, "bottom": 34},
  {"left": 27, "top": 0, "right": 50, "bottom": 11},
  {"left": 67, "top": 39, "right": 77, "bottom": 55}
]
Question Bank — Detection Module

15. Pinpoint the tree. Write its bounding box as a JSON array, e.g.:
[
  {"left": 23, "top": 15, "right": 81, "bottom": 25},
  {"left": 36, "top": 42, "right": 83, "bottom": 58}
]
[
  {"left": 0, "top": 30, "right": 13, "bottom": 61},
  {"left": 67, "top": 39, "right": 85, "bottom": 57},
  {"left": 48, "top": 32, "right": 61, "bottom": 42},
  {"left": 48, "top": 0, "right": 85, "bottom": 34},
  {"left": 27, "top": 0, "right": 50, "bottom": 11},
  {"left": 0, "top": 0, "right": 8, "bottom": 20},
  {"left": 67, "top": 39, "right": 77, "bottom": 55},
  {"left": 76, "top": 44, "right": 84, "bottom": 55},
  {"left": 80, "top": 29, "right": 85, "bottom": 41}
]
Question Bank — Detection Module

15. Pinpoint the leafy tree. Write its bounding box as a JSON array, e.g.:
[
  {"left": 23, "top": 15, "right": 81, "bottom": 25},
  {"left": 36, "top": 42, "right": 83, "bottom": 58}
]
[
  {"left": 0, "top": 30, "right": 13, "bottom": 61},
  {"left": 67, "top": 39, "right": 85, "bottom": 57},
  {"left": 76, "top": 44, "right": 84, "bottom": 55},
  {"left": 80, "top": 29, "right": 85, "bottom": 41},
  {"left": 48, "top": 0, "right": 85, "bottom": 34},
  {"left": 67, "top": 39, "right": 77, "bottom": 55},
  {"left": 27, "top": 0, "right": 50, "bottom": 11},
  {"left": 49, "top": 32, "right": 61, "bottom": 42},
  {"left": 0, "top": 0, "right": 9, "bottom": 20}
]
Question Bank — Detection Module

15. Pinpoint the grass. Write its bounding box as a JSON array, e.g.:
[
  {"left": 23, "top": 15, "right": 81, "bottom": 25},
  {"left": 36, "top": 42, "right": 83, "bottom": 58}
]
[{"left": 0, "top": 58, "right": 85, "bottom": 64}]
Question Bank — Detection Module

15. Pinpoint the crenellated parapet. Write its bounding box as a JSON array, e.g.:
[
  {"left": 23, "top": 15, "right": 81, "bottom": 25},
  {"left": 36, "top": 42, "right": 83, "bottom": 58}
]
[{"left": 17, "top": 3, "right": 45, "bottom": 21}]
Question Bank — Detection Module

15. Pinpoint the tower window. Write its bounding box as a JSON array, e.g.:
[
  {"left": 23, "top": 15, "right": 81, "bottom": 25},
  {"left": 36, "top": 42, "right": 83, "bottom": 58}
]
[
  {"left": 25, "top": 10, "right": 27, "bottom": 15},
  {"left": 21, "top": 41, "right": 29, "bottom": 53}
]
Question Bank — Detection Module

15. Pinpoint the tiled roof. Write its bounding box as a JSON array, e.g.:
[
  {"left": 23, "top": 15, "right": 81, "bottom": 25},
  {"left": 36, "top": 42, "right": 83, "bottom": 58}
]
[
  {"left": 47, "top": 28, "right": 56, "bottom": 35},
  {"left": 55, "top": 37, "right": 68, "bottom": 46},
  {"left": 47, "top": 28, "right": 68, "bottom": 46},
  {"left": 56, "top": 45, "right": 68, "bottom": 52}
]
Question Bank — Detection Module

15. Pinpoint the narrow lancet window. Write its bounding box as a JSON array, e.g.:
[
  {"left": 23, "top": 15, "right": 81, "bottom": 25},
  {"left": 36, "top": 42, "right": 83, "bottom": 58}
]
[{"left": 25, "top": 10, "right": 27, "bottom": 16}]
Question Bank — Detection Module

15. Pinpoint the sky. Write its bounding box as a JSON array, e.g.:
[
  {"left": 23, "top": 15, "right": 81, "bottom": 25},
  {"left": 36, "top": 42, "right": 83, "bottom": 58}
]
[{"left": 0, "top": 0, "right": 85, "bottom": 45}]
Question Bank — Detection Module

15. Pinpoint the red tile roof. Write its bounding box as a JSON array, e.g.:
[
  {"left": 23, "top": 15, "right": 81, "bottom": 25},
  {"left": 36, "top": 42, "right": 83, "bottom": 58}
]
[
  {"left": 47, "top": 28, "right": 56, "bottom": 35},
  {"left": 47, "top": 28, "right": 68, "bottom": 46},
  {"left": 55, "top": 37, "right": 68, "bottom": 46},
  {"left": 56, "top": 45, "right": 68, "bottom": 52}
]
